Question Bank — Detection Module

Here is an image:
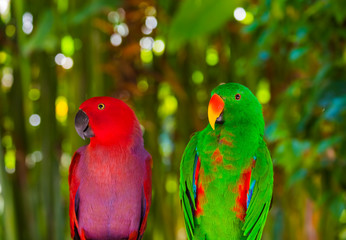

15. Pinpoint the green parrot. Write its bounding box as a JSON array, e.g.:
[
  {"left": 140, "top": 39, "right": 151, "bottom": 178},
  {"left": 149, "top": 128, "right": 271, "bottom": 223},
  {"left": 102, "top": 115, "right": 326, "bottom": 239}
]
[{"left": 179, "top": 83, "right": 273, "bottom": 240}]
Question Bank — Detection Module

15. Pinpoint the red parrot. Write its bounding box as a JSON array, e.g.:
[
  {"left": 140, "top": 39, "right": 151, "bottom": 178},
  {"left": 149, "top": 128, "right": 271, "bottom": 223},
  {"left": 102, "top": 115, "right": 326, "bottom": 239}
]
[{"left": 69, "top": 97, "right": 152, "bottom": 240}]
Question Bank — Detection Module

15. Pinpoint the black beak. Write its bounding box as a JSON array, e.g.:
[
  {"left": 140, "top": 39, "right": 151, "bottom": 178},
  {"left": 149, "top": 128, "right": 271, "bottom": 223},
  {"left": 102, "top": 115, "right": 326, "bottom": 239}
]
[{"left": 75, "top": 110, "right": 95, "bottom": 140}]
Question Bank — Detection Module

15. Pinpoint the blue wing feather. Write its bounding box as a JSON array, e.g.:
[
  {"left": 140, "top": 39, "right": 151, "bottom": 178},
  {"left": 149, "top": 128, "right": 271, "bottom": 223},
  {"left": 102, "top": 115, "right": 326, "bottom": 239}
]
[
  {"left": 246, "top": 156, "right": 257, "bottom": 208},
  {"left": 192, "top": 150, "right": 199, "bottom": 199}
]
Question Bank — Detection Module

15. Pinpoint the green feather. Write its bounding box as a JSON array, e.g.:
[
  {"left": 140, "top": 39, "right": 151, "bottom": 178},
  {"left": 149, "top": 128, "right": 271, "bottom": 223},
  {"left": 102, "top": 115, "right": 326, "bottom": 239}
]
[
  {"left": 179, "top": 83, "right": 273, "bottom": 240},
  {"left": 180, "top": 134, "right": 198, "bottom": 240}
]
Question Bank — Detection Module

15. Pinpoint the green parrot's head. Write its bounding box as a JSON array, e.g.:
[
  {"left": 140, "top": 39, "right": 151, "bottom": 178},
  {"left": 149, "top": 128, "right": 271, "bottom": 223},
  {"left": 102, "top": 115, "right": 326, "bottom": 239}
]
[{"left": 208, "top": 83, "right": 264, "bottom": 134}]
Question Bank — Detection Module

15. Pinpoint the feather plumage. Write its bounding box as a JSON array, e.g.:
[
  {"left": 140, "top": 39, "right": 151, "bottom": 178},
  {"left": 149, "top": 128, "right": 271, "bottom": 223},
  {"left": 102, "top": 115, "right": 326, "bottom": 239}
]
[
  {"left": 179, "top": 83, "right": 273, "bottom": 240},
  {"left": 69, "top": 97, "right": 152, "bottom": 240}
]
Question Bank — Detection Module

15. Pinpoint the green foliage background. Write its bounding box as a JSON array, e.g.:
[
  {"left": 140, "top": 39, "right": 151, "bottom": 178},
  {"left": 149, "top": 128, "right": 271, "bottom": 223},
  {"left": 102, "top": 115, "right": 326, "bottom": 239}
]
[{"left": 0, "top": 0, "right": 345, "bottom": 239}]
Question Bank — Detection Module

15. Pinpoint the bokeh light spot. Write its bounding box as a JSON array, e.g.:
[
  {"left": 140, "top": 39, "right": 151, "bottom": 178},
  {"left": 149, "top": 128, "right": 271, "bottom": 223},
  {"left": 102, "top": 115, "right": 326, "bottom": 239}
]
[
  {"left": 55, "top": 53, "right": 65, "bottom": 65},
  {"left": 165, "top": 176, "right": 178, "bottom": 193},
  {"left": 31, "top": 151, "right": 43, "bottom": 162},
  {"left": 22, "top": 21, "right": 33, "bottom": 34},
  {"left": 116, "top": 23, "right": 129, "bottom": 37},
  {"left": 234, "top": 7, "right": 246, "bottom": 21},
  {"left": 158, "top": 83, "right": 170, "bottom": 100},
  {"left": 5, "top": 25, "right": 15, "bottom": 37},
  {"left": 3, "top": 117, "right": 14, "bottom": 131},
  {"left": 1, "top": 67, "right": 13, "bottom": 89},
  {"left": 137, "top": 79, "right": 149, "bottom": 92},
  {"left": 62, "top": 57, "right": 73, "bottom": 69},
  {"left": 117, "top": 8, "right": 125, "bottom": 21},
  {"left": 108, "top": 11, "right": 120, "bottom": 23},
  {"left": 28, "top": 88, "right": 40, "bottom": 101},
  {"left": 57, "top": 0, "right": 68, "bottom": 13},
  {"left": 145, "top": 16, "right": 157, "bottom": 30},
  {"left": 5, "top": 149, "right": 15, "bottom": 173},
  {"left": 0, "top": 0, "right": 10, "bottom": 15},
  {"left": 140, "top": 37, "right": 154, "bottom": 50},
  {"left": 29, "top": 114, "right": 41, "bottom": 127},
  {"left": 159, "top": 95, "right": 178, "bottom": 117},
  {"left": 56, "top": 96, "right": 68, "bottom": 123},
  {"left": 256, "top": 79, "right": 271, "bottom": 104},
  {"left": 60, "top": 152, "right": 71, "bottom": 168},
  {"left": 0, "top": 51, "right": 7, "bottom": 63},
  {"left": 153, "top": 39, "right": 165, "bottom": 55},
  {"left": 22, "top": 12, "right": 33, "bottom": 23},
  {"left": 140, "top": 49, "right": 153, "bottom": 63},
  {"left": 192, "top": 70, "right": 204, "bottom": 84},
  {"left": 145, "top": 6, "right": 156, "bottom": 16},
  {"left": 61, "top": 35, "right": 75, "bottom": 56},
  {"left": 22, "top": 12, "right": 33, "bottom": 35},
  {"left": 2, "top": 135, "right": 12, "bottom": 149},
  {"left": 206, "top": 48, "right": 219, "bottom": 66},
  {"left": 110, "top": 33, "right": 122, "bottom": 46},
  {"left": 141, "top": 25, "right": 152, "bottom": 35},
  {"left": 241, "top": 11, "right": 254, "bottom": 25}
]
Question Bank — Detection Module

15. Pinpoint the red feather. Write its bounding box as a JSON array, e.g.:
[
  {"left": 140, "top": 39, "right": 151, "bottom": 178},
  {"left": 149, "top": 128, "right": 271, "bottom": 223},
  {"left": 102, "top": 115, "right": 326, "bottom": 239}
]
[{"left": 68, "top": 97, "right": 152, "bottom": 240}]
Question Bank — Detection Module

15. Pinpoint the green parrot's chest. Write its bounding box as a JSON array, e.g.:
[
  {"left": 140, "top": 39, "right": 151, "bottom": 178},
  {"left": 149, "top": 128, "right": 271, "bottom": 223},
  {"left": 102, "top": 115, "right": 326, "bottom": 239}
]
[{"left": 194, "top": 127, "right": 259, "bottom": 239}]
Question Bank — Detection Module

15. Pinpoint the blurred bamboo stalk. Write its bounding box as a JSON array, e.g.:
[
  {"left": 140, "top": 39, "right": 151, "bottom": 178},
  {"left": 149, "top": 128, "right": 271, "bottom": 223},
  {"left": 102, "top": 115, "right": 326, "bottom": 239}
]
[
  {"left": 39, "top": 52, "right": 62, "bottom": 240},
  {"left": 0, "top": 132, "right": 17, "bottom": 240},
  {"left": 10, "top": 0, "right": 36, "bottom": 238}
]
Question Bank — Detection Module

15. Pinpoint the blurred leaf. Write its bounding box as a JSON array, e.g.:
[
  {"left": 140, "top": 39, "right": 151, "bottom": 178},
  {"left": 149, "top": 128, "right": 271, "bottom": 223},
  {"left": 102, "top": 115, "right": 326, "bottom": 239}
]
[
  {"left": 323, "top": 97, "right": 346, "bottom": 121},
  {"left": 330, "top": 196, "right": 345, "bottom": 219},
  {"left": 340, "top": 209, "right": 346, "bottom": 223},
  {"left": 339, "top": 228, "right": 346, "bottom": 240},
  {"left": 304, "top": 0, "right": 327, "bottom": 17},
  {"left": 265, "top": 121, "right": 289, "bottom": 142},
  {"left": 330, "top": 0, "right": 346, "bottom": 24},
  {"left": 242, "top": 21, "right": 260, "bottom": 33},
  {"left": 270, "top": 0, "right": 284, "bottom": 20},
  {"left": 304, "top": 177, "right": 319, "bottom": 200},
  {"left": 70, "top": 0, "right": 121, "bottom": 25},
  {"left": 167, "top": 0, "right": 241, "bottom": 51},
  {"left": 292, "top": 140, "right": 311, "bottom": 156},
  {"left": 274, "top": 139, "right": 311, "bottom": 172},
  {"left": 289, "top": 47, "right": 308, "bottom": 61},
  {"left": 287, "top": 168, "right": 307, "bottom": 187},
  {"left": 22, "top": 10, "right": 55, "bottom": 55},
  {"left": 317, "top": 136, "right": 342, "bottom": 154},
  {"left": 314, "top": 64, "right": 332, "bottom": 85}
]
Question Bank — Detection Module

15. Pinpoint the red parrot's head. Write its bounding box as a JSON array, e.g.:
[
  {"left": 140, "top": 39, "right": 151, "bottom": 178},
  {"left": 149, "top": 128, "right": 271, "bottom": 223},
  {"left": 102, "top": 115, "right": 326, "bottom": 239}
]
[{"left": 75, "top": 96, "right": 140, "bottom": 145}]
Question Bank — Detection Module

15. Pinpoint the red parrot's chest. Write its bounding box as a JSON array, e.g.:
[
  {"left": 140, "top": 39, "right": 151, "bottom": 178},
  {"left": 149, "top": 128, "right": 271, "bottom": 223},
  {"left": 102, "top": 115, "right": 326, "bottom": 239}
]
[{"left": 76, "top": 146, "right": 146, "bottom": 239}]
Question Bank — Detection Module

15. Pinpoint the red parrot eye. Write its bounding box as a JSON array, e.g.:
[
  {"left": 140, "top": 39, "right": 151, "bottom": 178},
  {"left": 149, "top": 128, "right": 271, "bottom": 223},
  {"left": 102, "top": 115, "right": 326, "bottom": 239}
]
[
  {"left": 98, "top": 103, "right": 105, "bottom": 110},
  {"left": 235, "top": 94, "right": 241, "bottom": 100}
]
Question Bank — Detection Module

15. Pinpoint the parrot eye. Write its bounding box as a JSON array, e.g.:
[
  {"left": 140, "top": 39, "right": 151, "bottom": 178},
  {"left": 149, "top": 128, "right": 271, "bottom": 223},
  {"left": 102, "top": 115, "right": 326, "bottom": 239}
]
[
  {"left": 98, "top": 103, "right": 105, "bottom": 110},
  {"left": 235, "top": 94, "right": 241, "bottom": 100}
]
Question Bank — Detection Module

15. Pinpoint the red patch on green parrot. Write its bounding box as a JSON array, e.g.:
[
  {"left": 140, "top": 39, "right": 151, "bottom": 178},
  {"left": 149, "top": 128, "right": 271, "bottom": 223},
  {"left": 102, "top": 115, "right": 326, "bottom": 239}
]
[
  {"left": 232, "top": 167, "right": 252, "bottom": 221},
  {"left": 195, "top": 168, "right": 206, "bottom": 217},
  {"left": 195, "top": 182, "right": 205, "bottom": 217},
  {"left": 219, "top": 137, "right": 233, "bottom": 147},
  {"left": 224, "top": 164, "right": 235, "bottom": 170},
  {"left": 211, "top": 148, "right": 223, "bottom": 165}
]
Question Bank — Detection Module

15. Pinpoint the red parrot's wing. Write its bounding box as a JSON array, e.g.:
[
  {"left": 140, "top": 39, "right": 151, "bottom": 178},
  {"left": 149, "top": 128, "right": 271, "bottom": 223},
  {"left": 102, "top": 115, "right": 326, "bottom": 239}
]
[
  {"left": 69, "top": 148, "right": 86, "bottom": 240},
  {"left": 138, "top": 155, "right": 152, "bottom": 239}
]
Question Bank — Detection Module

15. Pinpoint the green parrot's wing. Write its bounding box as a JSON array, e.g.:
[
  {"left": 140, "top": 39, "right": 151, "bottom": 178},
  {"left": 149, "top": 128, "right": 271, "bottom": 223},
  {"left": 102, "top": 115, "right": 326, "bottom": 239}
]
[
  {"left": 243, "top": 140, "right": 273, "bottom": 240},
  {"left": 179, "top": 133, "right": 199, "bottom": 240}
]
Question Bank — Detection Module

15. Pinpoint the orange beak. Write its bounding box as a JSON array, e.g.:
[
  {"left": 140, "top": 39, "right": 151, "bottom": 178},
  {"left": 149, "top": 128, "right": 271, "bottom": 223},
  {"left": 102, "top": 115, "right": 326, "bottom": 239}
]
[{"left": 208, "top": 94, "right": 224, "bottom": 130}]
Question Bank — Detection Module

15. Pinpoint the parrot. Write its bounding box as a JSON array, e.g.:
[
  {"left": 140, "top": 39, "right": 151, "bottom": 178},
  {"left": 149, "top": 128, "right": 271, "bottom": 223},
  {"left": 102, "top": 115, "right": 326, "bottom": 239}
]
[
  {"left": 179, "top": 83, "right": 273, "bottom": 240},
  {"left": 69, "top": 96, "right": 152, "bottom": 240}
]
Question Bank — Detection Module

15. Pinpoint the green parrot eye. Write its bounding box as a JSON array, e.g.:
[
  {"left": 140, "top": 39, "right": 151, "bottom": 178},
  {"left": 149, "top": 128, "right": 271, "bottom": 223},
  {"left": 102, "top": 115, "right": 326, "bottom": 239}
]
[
  {"left": 98, "top": 103, "right": 105, "bottom": 110},
  {"left": 235, "top": 94, "right": 241, "bottom": 100}
]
